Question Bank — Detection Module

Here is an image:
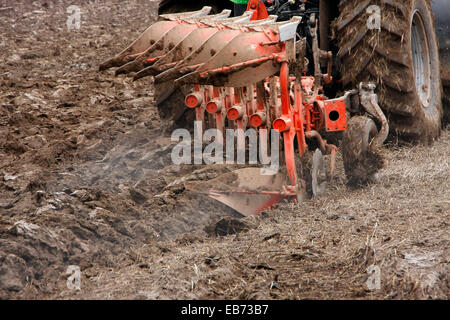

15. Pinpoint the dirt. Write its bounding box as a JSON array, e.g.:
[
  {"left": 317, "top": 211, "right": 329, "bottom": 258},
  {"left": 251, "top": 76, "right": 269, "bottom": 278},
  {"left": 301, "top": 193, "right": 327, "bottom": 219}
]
[{"left": 0, "top": 0, "right": 449, "bottom": 300}]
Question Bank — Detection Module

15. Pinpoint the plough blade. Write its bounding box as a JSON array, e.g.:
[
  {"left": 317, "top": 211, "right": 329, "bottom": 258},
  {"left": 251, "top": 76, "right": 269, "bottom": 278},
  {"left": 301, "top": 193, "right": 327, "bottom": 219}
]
[
  {"left": 99, "top": 6, "right": 214, "bottom": 71},
  {"left": 153, "top": 29, "right": 243, "bottom": 83},
  {"left": 188, "top": 168, "right": 295, "bottom": 216},
  {"left": 133, "top": 13, "right": 279, "bottom": 81},
  {"left": 101, "top": 7, "right": 296, "bottom": 83},
  {"left": 114, "top": 22, "right": 203, "bottom": 75},
  {"left": 175, "top": 31, "right": 283, "bottom": 87},
  {"left": 154, "top": 17, "right": 300, "bottom": 85},
  {"left": 114, "top": 9, "right": 237, "bottom": 75},
  {"left": 100, "top": 7, "right": 239, "bottom": 73},
  {"left": 149, "top": 12, "right": 276, "bottom": 72},
  {"left": 133, "top": 27, "right": 222, "bottom": 80}
]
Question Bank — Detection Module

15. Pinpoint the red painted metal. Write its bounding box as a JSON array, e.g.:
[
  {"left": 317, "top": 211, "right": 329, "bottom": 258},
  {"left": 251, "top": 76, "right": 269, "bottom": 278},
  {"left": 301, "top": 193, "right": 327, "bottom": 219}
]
[
  {"left": 246, "top": 0, "right": 269, "bottom": 21},
  {"left": 227, "top": 106, "right": 244, "bottom": 121},
  {"left": 324, "top": 99, "right": 347, "bottom": 132},
  {"left": 185, "top": 93, "right": 202, "bottom": 108},
  {"left": 249, "top": 112, "right": 265, "bottom": 127}
]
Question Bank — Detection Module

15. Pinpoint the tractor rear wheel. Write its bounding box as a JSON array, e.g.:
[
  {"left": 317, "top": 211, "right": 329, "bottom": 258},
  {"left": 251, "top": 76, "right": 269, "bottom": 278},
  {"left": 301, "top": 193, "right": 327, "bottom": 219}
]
[{"left": 335, "top": 0, "right": 443, "bottom": 143}]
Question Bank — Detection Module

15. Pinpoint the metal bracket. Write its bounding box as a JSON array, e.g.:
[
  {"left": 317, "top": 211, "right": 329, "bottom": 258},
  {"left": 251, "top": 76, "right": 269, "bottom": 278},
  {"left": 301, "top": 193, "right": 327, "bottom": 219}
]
[{"left": 359, "top": 83, "right": 389, "bottom": 147}]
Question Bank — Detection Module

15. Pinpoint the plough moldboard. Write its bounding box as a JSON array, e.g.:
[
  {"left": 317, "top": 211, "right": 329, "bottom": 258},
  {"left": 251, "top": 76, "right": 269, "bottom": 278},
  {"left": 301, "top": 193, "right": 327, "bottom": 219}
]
[{"left": 100, "top": 6, "right": 388, "bottom": 216}]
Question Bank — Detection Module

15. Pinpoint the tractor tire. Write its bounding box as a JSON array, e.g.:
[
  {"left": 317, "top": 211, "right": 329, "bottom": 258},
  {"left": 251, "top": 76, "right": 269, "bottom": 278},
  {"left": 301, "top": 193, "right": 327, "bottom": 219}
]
[
  {"left": 343, "top": 116, "right": 384, "bottom": 185},
  {"left": 335, "top": 0, "right": 443, "bottom": 143}
]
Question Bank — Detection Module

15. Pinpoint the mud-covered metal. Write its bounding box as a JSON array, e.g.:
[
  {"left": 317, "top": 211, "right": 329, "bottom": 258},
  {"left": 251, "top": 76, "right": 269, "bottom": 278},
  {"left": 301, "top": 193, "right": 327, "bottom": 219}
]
[
  {"left": 359, "top": 83, "right": 389, "bottom": 148},
  {"left": 312, "top": 149, "right": 327, "bottom": 197}
]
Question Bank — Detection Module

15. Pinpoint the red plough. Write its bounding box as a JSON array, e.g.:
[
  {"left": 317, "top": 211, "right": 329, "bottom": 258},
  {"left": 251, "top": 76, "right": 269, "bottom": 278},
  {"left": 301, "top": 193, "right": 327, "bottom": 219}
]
[{"left": 100, "top": 5, "right": 389, "bottom": 216}]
